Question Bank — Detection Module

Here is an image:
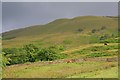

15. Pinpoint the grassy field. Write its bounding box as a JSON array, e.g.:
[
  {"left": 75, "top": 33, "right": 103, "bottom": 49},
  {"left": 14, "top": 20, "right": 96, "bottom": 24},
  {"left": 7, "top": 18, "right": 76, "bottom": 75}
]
[
  {"left": 3, "top": 61, "right": 118, "bottom": 78},
  {"left": 67, "top": 66, "right": 118, "bottom": 78},
  {"left": 2, "top": 43, "right": 118, "bottom": 78},
  {"left": 2, "top": 16, "right": 118, "bottom": 78},
  {"left": 0, "top": 54, "right": 2, "bottom": 79}
]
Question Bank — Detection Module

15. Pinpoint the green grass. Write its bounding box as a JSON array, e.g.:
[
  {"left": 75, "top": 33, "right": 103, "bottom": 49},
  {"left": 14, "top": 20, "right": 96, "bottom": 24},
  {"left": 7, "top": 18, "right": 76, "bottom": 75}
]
[
  {"left": 2, "top": 42, "right": 118, "bottom": 78},
  {"left": 67, "top": 66, "right": 118, "bottom": 78},
  {"left": 70, "top": 44, "right": 118, "bottom": 58},
  {"left": 3, "top": 61, "right": 118, "bottom": 78},
  {"left": 2, "top": 16, "right": 118, "bottom": 78},
  {"left": 0, "top": 54, "right": 2, "bottom": 79}
]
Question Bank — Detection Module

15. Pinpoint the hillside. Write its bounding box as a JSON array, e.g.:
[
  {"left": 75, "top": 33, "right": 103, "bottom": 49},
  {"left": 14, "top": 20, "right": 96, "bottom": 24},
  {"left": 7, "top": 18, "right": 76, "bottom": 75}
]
[
  {"left": 3, "top": 43, "right": 118, "bottom": 78},
  {"left": 2, "top": 16, "right": 118, "bottom": 78},
  {"left": 2, "top": 16, "right": 118, "bottom": 48}
]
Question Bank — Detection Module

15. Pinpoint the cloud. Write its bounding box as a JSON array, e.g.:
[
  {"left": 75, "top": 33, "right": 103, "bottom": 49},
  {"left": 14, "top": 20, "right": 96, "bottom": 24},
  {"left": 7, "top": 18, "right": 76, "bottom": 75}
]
[{"left": 2, "top": 2, "right": 118, "bottom": 32}]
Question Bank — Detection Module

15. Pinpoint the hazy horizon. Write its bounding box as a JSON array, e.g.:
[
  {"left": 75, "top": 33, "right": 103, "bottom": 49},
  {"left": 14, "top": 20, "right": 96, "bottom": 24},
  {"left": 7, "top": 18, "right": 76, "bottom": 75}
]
[{"left": 2, "top": 2, "right": 118, "bottom": 33}]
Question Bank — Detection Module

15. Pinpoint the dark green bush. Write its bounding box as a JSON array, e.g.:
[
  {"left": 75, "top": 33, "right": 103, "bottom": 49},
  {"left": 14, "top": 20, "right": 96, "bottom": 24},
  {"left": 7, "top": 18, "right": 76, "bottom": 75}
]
[
  {"left": 2, "top": 44, "right": 67, "bottom": 65},
  {"left": 78, "top": 28, "right": 83, "bottom": 32},
  {"left": 91, "top": 29, "right": 98, "bottom": 33},
  {"left": 100, "top": 38, "right": 118, "bottom": 43},
  {"left": 101, "top": 26, "right": 106, "bottom": 30},
  {"left": 37, "top": 48, "right": 65, "bottom": 61}
]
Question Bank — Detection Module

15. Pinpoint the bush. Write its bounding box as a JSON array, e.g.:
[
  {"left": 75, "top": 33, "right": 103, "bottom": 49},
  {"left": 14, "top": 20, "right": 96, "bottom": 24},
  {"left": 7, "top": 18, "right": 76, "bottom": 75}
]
[
  {"left": 2, "top": 52, "right": 10, "bottom": 67},
  {"left": 37, "top": 48, "right": 65, "bottom": 61},
  {"left": 101, "top": 26, "right": 106, "bottom": 30},
  {"left": 78, "top": 28, "right": 83, "bottom": 32},
  {"left": 91, "top": 29, "right": 97, "bottom": 33},
  {"left": 90, "top": 46, "right": 98, "bottom": 51},
  {"left": 23, "top": 44, "right": 39, "bottom": 54},
  {"left": 57, "top": 45, "right": 65, "bottom": 51},
  {"left": 99, "top": 34, "right": 109, "bottom": 41},
  {"left": 63, "top": 40, "right": 72, "bottom": 44},
  {"left": 23, "top": 44, "right": 39, "bottom": 62},
  {"left": 49, "top": 45, "right": 65, "bottom": 51},
  {"left": 2, "top": 48, "right": 17, "bottom": 55},
  {"left": 86, "top": 52, "right": 112, "bottom": 57},
  {"left": 2, "top": 44, "right": 67, "bottom": 65},
  {"left": 100, "top": 38, "right": 118, "bottom": 43}
]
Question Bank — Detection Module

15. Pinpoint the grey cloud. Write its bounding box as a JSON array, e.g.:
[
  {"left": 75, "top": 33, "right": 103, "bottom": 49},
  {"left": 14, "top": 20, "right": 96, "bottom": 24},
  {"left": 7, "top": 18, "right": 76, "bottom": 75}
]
[{"left": 2, "top": 2, "right": 118, "bottom": 32}]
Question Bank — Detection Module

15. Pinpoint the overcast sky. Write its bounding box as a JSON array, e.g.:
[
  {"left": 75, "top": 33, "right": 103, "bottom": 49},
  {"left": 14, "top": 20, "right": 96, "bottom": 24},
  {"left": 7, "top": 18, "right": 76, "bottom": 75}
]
[
  {"left": 0, "top": 2, "right": 1, "bottom": 20},
  {"left": 2, "top": 2, "right": 118, "bottom": 33}
]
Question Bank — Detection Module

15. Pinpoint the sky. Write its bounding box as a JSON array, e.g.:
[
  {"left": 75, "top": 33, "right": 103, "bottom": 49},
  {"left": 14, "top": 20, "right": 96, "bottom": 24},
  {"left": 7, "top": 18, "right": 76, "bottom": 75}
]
[
  {"left": 2, "top": 2, "right": 118, "bottom": 33},
  {"left": 2, "top": 0, "right": 120, "bottom": 2},
  {"left": 0, "top": 2, "right": 2, "bottom": 33}
]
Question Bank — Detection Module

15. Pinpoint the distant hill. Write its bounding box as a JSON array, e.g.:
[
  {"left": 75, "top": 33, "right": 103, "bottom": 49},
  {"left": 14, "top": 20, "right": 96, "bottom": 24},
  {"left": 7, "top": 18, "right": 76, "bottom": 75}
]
[{"left": 2, "top": 16, "right": 118, "bottom": 48}]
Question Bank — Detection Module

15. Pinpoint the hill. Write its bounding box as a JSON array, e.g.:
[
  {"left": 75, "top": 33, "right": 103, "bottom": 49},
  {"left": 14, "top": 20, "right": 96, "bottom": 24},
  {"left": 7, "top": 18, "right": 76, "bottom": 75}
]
[
  {"left": 2, "top": 16, "right": 118, "bottom": 78},
  {"left": 2, "top": 16, "right": 118, "bottom": 48}
]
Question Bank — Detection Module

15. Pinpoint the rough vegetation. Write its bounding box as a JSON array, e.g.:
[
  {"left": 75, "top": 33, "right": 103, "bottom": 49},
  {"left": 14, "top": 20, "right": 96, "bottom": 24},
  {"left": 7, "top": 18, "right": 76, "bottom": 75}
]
[{"left": 2, "top": 16, "right": 118, "bottom": 78}]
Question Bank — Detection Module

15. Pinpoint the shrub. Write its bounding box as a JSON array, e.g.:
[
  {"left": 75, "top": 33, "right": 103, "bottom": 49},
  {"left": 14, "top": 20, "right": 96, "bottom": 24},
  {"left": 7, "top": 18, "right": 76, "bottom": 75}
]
[
  {"left": 99, "top": 34, "right": 109, "bottom": 40},
  {"left": 78, "top": 28, "right": 83, "bottom": 32},
  {"left": 63, "top": 40, "right": 72, "bottom": 44},
  {"left": 23, "top": 44, "right": 39, "bottom": 54},
  {"left": 49, "top": 45, "right": 65, "bottom": 51},
  {"left": 86, "top": 52, "right": 112, "bottom": 57},
  {"left": 90, "top": 46, "right": 98, "bottom": 51},
  {"left": 101, "top": 26, "right": 106, "bottom": 30},
  {"left": 23, "top": 44, "right": 39, "bottom": 62},
  {"left": 2, "top": 44, "right": 67, "bottom": 65},
  {"left": 2, "top": 48, "right": 17, "bottom": 55},
  {"left": 100, "top": 38, "right": 118, "bottom": 43},
  {"left": 2, "top": 52, "right": 10, "bottom": 67},
  {"left": 37, "top": 48, "right": 63, "bottom": 61},
  {"left": 91, "top": 29, "right": 97, "bottom": 33},
  {"left": 57, "top": 45, "right": 65, "bottom": 51}
]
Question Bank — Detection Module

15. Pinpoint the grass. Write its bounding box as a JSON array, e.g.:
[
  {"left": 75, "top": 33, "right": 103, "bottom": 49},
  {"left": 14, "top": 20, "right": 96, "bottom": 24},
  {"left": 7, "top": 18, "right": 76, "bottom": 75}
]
[
  {"left": 2, "top": 41, "right": 118, "bottom": 78},
  {"left": 2, "top": 43, "right": 118, "bottom": 78},
  {"left": 69, "top": 43, "right": 118, "bottom": 58},
  {"left": 2, "top": 16, "right": 118, "bottom": 78},
  {"left": 67, "top": 66, "right": 118, "bottom": 78},
  {"left": 0, "top": 41, "right": 1, "bottom": 79},
  {"left": 3, "top": 61, "right": 118, "bottom": 78},
  {"left": 2, "top": 16, "right": 118, "bottom": 48}
]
